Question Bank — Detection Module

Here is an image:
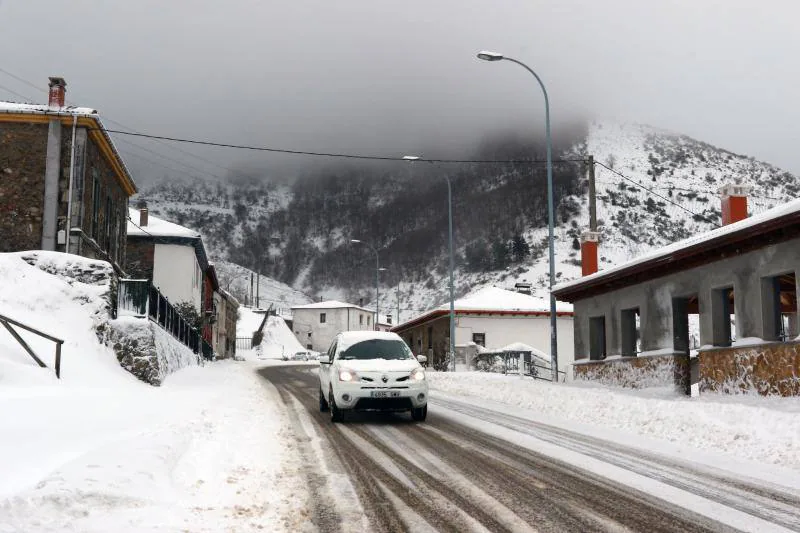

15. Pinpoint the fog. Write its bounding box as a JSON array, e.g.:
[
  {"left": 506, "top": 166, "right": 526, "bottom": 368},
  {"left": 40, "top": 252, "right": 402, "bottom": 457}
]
[{"left": 1, "top": 0, "right": 798, "bottom": 184}]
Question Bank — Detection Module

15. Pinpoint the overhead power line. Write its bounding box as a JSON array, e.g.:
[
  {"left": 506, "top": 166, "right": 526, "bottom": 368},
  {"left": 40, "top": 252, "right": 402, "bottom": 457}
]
[
  {"left": 99, "top": 128, "right": 586, "bottom": 165},
  {"left": 593, "top": 160, "right": 721, "bottom": 228}
]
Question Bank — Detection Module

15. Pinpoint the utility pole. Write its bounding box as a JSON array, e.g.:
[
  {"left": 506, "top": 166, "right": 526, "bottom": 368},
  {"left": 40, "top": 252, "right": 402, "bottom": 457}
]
[
  {"left": 396, "top": 284, "right": 401, "bottom": 326},
  {"left": 256, "top": 273, "right": 260, "bottom": 309},
  {"left": 588, "top": 155, "right": 597, "bottom": 231},
  {"left": 250, "top": 273, "right": 254, "bottom": 309}
]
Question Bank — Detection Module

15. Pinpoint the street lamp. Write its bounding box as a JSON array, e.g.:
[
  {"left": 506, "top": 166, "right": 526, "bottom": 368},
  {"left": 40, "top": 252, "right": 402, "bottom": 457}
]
[
  {"left": 405, "top": 155, "right": 456, "bottom": 372},
  {"left": 477, "top": 50, "right": 559, "bottom": 381},
  {"left": 351, "top": 239, "right": 381, "bottom": 329}
]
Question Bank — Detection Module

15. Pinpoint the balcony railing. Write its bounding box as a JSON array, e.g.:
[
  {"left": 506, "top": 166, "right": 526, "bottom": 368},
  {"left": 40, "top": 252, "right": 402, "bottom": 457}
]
[{"left": 118, "top": 279, "right": 213, "bottom": 358}]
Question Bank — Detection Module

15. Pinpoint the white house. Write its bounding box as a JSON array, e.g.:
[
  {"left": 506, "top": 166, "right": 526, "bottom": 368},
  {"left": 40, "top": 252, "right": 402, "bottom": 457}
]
[
  {"left": 392, "top": 286, "right": 575, "bottom": 374},
  {"left": 126, "top": 207, "right": 205, "bottom": 312},
  {"left": 290, "top": 300, "right": 377, "bottom": 352}
]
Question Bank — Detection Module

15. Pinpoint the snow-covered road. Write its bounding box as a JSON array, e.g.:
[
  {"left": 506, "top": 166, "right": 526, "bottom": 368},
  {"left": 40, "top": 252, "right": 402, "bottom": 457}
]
[{"left": 259, "top": 364, "right": 800, "bottom": 533}]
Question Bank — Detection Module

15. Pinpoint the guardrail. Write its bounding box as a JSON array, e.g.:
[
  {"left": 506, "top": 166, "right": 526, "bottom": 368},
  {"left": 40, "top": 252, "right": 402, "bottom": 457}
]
[{"left": 0, "top": 313, "right": 64, "bottom": 378}]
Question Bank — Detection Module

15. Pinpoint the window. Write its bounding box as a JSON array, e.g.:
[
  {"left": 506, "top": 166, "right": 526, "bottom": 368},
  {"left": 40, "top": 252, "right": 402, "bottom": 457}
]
[
  {"left": 472, "top": 333, "right": 486, "bottom": 347},
  {"left": 367, "top": 316, "right": 371, "bottom": 327},
  {"left": 104, "top": 195, "right": 112, "bottom": 250},
  {"left": 91, "top": 175, "right": 101, "bottom": 238},
  {"left": 359, "top": 314, "right": 364, "bottom": 325},
  {"left": 320, "top": 313, "right": 326, "bottom": 324},
  {"left": 589, "top": 316, "right": 606, "bottom": 360},
  {"left": 711, "top": 287, "right": 734, "bottom": 347},
  {"left": 762, "top": 272, "right": 798, "bottom": 341},
  {"left": 307, "top": 332, "right": 312, "bottom": 338},
  {"left": 427, "top": 326, "right": 434, "bottom": 349},
  {"left": 620, "top": 307, "right": 640, "bottom": 357},
  {"left": 307, "top": 344, "right": 313, "bottom": 350},
  {"left": 338, "top": 339, "right": 414, "bottom": 361}
]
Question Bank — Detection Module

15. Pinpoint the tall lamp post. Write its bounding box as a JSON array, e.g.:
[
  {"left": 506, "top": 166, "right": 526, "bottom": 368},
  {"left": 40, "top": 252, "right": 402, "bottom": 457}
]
[
  {"left": 351, "top": 239, "right": 381, "bottom": 329},
  {"left": 477, "top": 51, "right": 559, "bottom": 381},
  {"left": 404, "top": 156, "right": 456, "bottom": 371}
]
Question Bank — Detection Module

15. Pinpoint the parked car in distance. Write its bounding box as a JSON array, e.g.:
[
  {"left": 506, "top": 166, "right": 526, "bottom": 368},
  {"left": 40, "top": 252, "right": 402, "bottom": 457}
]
[
  {"left": 291, "top": 350, "right": 314, "bottom": 361},
  {"left": 318, "top": 331, "right": 428, "bottom": 422}
]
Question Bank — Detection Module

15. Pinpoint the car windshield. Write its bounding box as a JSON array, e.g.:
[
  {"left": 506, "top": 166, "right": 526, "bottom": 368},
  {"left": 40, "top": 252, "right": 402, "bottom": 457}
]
[{"left": 338, "top": 339, "right": 414, "bottom": 361}]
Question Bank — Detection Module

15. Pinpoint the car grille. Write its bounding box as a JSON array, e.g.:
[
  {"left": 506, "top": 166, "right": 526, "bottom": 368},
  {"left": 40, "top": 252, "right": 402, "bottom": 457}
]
[{"left": 354, "top": 397, "right": 413, "bottom": 411}]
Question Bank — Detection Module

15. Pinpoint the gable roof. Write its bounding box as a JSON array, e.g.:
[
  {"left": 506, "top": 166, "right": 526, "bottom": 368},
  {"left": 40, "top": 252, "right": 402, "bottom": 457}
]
[
  {"left": 0, "top": 101, "right": 137, "bottom": 196},
  {"left": 291, "top": 300, "right": 373, "bottom": 313},
  {"left": 553, "top": 198, "right": 800, "bottom": 302},
  {"left": 392, "top": 286, "right": 573, "bottom": 333},
  {"left": 126, "top": 208, "right": 209, "bottom": 271},
  {"left": 126, "top": 208, "right": 200, "bottom": 238}
]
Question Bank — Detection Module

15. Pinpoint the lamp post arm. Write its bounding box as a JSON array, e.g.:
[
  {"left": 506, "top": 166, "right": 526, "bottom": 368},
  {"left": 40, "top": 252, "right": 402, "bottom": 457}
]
[{"left": 501, "top": 56, "right": 559, "bottom": 381}]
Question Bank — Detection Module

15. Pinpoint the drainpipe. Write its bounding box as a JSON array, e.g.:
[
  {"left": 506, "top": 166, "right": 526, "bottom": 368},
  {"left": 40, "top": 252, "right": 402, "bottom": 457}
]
[{"left": 65, "top": 113, "right": 78, "bottom": 254}]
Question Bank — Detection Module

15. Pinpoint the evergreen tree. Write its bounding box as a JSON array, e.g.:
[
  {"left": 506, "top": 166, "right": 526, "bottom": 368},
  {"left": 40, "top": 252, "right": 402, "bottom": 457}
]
[
  {"left": 511, "top": 233, "right": 531, "bottom": 262},
  {"left": 492, "top": 239, "right": 511, "bottom": 270}
]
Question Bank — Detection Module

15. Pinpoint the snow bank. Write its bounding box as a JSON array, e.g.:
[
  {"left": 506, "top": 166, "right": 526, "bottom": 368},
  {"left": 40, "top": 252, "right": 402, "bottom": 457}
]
[
  {"left": 236, "top": 310, "right": 304, "bottom": 360},
  {"left": 428, "top": 372, "right": 800, "bottom": 470},
  {"left": 0, "top": 252, "right": 136, "bottom": 387},
  {"left": 0, "top": 251, "right": 197, "bottom": 387},
  {"left": 0, "top": 361, "right": 308, "bottom": 531}
]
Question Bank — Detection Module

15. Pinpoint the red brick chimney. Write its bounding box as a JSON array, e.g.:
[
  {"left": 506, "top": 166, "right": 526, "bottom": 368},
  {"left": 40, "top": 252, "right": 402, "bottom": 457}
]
[
  {"left": 581, "top": 231, "right": 600, "bottom": 276},
  {"left": 720, "top": 184, "right": 751, "bottom": 225},
  {"left": 139, "top": 207, "right": 149, "bottom": 227},
  {"left": 48, "top": 77, "right": 67, "bottom": 108}
]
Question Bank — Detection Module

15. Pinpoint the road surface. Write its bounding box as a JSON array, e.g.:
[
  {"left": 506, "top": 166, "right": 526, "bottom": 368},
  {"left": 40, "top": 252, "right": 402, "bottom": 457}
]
[{"left": 258, "top": 364, "right": 800, "bottom": 533}]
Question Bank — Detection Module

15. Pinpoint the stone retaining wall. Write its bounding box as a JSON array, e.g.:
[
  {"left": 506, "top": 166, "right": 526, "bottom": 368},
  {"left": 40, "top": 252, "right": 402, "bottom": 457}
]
[
  {"left": 699, "top": 342, "right": 800, "bottom": 396},
  {"left": 573, "top": 354, "right": 690, "bottom": 393}
]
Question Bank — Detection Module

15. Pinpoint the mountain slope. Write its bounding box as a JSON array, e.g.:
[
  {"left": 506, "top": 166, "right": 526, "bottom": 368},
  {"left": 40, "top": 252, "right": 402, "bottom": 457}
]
[{"left": 134, "top": 120, "right": 798, "bottom": 322}]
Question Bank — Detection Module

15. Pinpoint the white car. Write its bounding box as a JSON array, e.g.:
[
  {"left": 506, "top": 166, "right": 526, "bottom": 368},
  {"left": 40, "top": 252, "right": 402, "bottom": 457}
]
[{"left": 318, "top": 331, "right": 428, "bottom": 422}]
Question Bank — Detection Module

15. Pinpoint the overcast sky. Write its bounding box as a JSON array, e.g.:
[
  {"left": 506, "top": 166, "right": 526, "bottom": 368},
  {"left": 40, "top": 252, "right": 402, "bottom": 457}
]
[{"left": 1, "top": 0, "right": 798, "bottom": 183}]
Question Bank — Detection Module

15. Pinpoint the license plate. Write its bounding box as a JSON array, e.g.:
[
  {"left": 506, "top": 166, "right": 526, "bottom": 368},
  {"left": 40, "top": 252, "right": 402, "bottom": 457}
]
[{"left": 370, "top": 390, "right": 400, "bottom": 398}]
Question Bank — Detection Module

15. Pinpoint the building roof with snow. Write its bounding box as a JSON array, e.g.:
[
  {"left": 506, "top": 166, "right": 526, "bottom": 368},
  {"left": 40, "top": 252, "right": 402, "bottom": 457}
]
[
  {"left": 126, "top": 208, "right": 200, "bottom": 238},
  {"left": 392, "top": 286, "right": 574, "bottom": 333},
  {"left": 0, "top": 100, "right": 137, "bottom": 196},
  {"left": 126, "top": 208, "right": 209, "bottom": 270},
  {"left": 291, "top": 300, "right": 373, "bottom": 313},
  {"left": 553, "top": 197, "right": 800, "bottom": 302}
]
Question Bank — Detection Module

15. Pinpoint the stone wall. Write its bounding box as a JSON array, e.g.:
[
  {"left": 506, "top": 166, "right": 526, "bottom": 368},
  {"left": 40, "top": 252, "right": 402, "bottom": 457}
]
[
  {"left": 573, "top": 354, "right": 690, "bottom": 393},
  {"left": 0, "top": 122, "right": 49, "bottom": 252},
  {"left": 74, "top": 132, "right": 130, "bottom": 270},
  {"left": 700, "top": 342, "right": 800, "bottom": 396}
]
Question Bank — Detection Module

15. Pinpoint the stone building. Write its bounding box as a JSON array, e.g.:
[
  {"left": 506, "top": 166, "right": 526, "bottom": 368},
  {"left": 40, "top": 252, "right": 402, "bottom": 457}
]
[
  {"left": 0, "top": 78, "right": 136, "bottom": 272},
  {"left": 553, "top": 185, "right": 800, "bottom": 396}
]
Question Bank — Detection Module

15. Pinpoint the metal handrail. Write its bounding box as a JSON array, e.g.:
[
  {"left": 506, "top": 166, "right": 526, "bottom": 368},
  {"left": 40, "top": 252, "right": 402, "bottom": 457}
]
[{"left": 0, "top": 312, "right": 64, "bottom": 378}]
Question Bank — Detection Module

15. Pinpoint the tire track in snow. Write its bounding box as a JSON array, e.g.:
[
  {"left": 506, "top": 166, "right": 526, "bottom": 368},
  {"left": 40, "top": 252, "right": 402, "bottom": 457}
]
[
  {"left": 433, "top": 395, "right": 800, "bottom": 531},
  {"left": 259, "top": 365, "right": 732, "bottom": 532}
]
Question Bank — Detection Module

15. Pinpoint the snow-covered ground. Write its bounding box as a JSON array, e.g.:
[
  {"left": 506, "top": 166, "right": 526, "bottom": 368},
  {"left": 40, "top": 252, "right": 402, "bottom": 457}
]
[
  {"left": 0, "top": 360, "right": 309, "bottom": 532},
  {"left": 428, "top": 372, "right": 800, "bottom": 475},
  {"left": 237, "top": 308, "right": 305, "bottom": 360}
]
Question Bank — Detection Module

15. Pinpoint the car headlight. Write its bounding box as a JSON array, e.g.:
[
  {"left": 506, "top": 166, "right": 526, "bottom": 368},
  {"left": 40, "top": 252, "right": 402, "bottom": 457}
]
[
  {"left": 410, "top": 367, "right": 426, "bottom": 381},
  {"left": 338, "top": 369, "right": 358, "bottom": 382}
]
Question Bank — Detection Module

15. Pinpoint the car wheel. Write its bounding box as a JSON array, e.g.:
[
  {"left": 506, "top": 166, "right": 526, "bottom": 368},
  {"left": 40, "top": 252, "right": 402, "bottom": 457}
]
[
  {"left": 411, "top": 405, "right": 427, "bottom": 422},
  {"left": 319, "top": 387, "right": 329, "bottom": 412},
  {"left": 330, "top": 387, "right": 344, "bottom": 423}
]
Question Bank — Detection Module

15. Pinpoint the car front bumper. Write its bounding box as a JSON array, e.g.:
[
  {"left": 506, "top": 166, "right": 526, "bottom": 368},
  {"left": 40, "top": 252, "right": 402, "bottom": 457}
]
[{"left": 333, "top": 380, "right": 428, "bottom": 411}]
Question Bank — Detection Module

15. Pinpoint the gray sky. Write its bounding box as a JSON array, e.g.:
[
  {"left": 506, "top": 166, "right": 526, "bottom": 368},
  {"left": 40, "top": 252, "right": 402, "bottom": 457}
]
[{"left": 1, "top": 0, "right": 798, "bottom": 183}]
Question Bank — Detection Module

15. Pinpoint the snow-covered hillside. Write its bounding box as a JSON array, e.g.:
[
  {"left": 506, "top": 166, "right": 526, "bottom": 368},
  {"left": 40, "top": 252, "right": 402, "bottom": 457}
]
[{"left": 135, "top": 120, "right": 798, "bottom": 320}]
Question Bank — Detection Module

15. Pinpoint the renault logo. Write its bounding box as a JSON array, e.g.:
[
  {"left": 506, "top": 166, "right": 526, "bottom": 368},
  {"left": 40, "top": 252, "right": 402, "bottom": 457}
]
[{"left": 381, "top": 375, "right": 389, "bottom": 383}]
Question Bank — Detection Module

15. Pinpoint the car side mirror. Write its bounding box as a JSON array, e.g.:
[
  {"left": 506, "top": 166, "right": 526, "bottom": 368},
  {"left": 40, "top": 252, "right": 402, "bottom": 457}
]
[
  {"left": 416, "top": 355, "right": 427, "bottom": 364},
  {"left": 319, "top": 355, "right": 330, "bottom": 364}
]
